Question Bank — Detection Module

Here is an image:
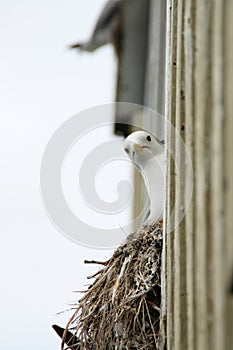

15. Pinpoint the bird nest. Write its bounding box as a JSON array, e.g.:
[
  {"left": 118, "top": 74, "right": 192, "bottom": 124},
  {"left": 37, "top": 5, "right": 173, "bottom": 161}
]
[{"left": 61, "top": 221, "right": 163, "bottom": 350}]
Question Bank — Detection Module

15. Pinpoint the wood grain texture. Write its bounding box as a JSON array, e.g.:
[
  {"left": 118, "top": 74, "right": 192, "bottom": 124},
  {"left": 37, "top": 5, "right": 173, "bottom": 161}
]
[{"left": 163, "top": 0, "right": 233, "bottom": 349}]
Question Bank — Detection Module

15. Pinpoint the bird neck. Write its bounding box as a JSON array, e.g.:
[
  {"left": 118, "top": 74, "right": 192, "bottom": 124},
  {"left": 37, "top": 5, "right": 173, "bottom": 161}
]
[
  {"left": 142, "top": 154, "right": 164, "bottom": 191},
  {"left": 142, "top": 153, "right": 165, "bottom": 220}
]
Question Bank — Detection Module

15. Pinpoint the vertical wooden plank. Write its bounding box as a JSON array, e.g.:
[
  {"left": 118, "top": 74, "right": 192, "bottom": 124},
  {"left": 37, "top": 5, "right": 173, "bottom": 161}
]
[
  {"left": 161, "top": 1, "right": 172, "bottom": 347},
  {"left": 194, "top": 2, "right": 211, "bottom": 349},
  {"left": 164, "top": 0, "right": 177, "bottom": 348},
  {"left": 210, "top": 1, "right": 225, "bottom": 349},
  {"left": 184, "top": 1, "right": 195, "bottom": 350},
  {"left": 223, "top": 0, "right": 233, "bottom": 348},
  {"left": 173, "top": 0, "right": 187, "bottom": 349}
]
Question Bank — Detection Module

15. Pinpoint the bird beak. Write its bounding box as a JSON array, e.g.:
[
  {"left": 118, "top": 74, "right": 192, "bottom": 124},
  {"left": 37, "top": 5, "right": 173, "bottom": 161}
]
[{"left": 133, "top": 143, "right": 144, "bottom": 153}]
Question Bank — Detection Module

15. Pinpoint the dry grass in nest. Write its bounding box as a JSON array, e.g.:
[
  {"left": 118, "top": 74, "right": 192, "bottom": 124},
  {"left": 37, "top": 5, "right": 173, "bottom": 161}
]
[{"left": 61, "top": 221, "right": 163, "bottom": 350}]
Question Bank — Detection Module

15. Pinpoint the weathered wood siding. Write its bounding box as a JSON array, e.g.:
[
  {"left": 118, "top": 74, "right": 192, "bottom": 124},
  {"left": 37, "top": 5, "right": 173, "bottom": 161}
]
[{"left": 163, "top": 0, "right": 233, "bottom": 349}]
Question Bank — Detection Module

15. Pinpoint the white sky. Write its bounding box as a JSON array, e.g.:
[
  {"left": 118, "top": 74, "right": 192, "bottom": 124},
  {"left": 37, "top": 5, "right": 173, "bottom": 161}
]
[{"left": 0, "top": 1, "right": 132, "bottom": 349}]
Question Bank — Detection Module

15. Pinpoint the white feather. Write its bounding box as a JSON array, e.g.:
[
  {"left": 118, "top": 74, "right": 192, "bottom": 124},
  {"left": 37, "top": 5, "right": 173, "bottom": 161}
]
[{"left": 123, "top": 131, "right": 165, "bottom": 225}]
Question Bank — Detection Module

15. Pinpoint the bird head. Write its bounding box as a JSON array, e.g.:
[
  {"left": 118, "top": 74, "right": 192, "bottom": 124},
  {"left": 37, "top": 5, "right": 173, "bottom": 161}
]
[{"left": 123, "top": 131, "right": 164, "bottom": 168}]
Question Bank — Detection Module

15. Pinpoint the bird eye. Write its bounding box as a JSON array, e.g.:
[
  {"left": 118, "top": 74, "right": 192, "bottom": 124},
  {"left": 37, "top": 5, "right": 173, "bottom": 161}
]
[
  {"left": 124, "top": 147, "right": 129, "bottom": 154},
  {"left": 146, "top": 135, "right": 151, "bottom": 142}
]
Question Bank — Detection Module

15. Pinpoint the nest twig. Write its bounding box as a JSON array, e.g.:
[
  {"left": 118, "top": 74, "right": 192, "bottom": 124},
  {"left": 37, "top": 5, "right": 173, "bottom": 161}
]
[{"left": 62, "top": 221, "right": 163, "bottom": 350}]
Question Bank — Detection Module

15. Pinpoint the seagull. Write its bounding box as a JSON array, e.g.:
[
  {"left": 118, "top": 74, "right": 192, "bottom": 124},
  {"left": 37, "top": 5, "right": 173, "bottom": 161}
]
[
  {"left": 123, "top": 131, "right": 165, "bottom": 225},
  {"left": 69, "top": 0, "right": 122, "bottom": 55}
]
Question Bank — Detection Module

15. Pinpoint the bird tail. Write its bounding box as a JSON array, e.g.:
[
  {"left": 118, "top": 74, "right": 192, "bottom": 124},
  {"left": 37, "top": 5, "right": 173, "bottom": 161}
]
[{"left": 52, "top": 324, "right": 81, "bottom": 349}]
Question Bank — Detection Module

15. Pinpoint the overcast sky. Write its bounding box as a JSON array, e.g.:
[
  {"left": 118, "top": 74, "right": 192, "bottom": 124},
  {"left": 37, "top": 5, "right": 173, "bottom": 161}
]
[{"left": 0, "top": 1, "right": 133, "bottom": 349}]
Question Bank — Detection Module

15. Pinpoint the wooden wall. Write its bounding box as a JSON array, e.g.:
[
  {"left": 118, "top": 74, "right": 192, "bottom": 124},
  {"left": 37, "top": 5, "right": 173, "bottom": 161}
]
[{"left": 162, "top": 1, "right": 233, "bottom": 349}]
